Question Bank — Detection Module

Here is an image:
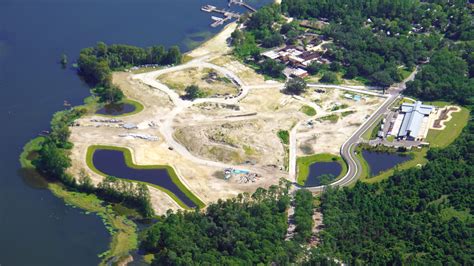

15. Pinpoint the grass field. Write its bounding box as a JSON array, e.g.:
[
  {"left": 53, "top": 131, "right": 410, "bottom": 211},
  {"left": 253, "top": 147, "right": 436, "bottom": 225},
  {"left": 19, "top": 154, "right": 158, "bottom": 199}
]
[
  {"left": 296, "top": 153, "right": 348, "bottom": 186},
  {"left": 426, "top": 104, "right": 469, "bottom": 148},
  {"left": 318, "top": 114, "right": 339, "bottom": 123},
  {"left": 362, "top": 117, "right": 382, "bottom": 140},
  {"left": 300, "top": 105, "right": 317, "bottom": 116},
  {"left": 341, "top": 110, "right": 356, "bottom": 117},
  {"left": 86, "top": 145, "right": 205, "bottom": 209}
]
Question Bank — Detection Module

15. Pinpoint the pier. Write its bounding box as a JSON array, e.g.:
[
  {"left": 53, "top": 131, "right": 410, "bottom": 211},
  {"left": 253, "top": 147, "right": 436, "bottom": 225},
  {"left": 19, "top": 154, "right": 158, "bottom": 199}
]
[
  {"left": 201, "top": 4, "right": 241, "bottom": 27},
  {"left": 228, "top": 0, "right": 257, "bottom": 13}
]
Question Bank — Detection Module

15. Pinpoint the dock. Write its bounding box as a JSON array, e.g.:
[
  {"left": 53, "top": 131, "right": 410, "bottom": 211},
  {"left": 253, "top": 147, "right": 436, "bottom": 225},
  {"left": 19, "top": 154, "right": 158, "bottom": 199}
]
[
  {"left": 201, "top": 4, "right": 241, "bottom": 27},
  {"left": 228, "top": 0, "right": 257, "bottom": 13}
]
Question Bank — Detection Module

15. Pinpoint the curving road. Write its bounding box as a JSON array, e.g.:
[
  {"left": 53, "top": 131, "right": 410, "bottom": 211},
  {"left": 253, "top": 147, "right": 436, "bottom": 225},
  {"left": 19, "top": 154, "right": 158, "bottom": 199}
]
[{"left": 303, "top": 68, "right": 418, "bottom": 192}]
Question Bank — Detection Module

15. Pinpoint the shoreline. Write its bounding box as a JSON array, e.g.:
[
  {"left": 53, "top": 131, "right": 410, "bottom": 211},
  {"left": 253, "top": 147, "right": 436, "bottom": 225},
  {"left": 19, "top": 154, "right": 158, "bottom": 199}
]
[{"left": 19, "top": 19, "right": 245, "bottom": 264}]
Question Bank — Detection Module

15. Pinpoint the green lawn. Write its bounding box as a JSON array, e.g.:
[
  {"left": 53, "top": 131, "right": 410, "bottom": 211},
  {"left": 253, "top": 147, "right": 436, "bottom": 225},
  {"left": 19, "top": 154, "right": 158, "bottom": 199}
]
[
  {"left": 398, "top": 67, "right": 413, "bottom": 80},
  {"left": 296, "top": 153, "right": 348, "bottom": 186},
  {"left": 318, "top": 114, "right": 339, "bottom": 123},
  {"left": 426, "top": 105, "right": 469, "bottom": 148},
  {"left": 362, "top": 117, "right": 382, "bottom": 141},
  {"left": 300, "top": 105, "right": 317, "bottom": 116},
  {"left": 86, "top": 145, "right": 205, "bottom": 209},
  {"left": 341, "top": 110, "right": 356, "bottom": 117}
]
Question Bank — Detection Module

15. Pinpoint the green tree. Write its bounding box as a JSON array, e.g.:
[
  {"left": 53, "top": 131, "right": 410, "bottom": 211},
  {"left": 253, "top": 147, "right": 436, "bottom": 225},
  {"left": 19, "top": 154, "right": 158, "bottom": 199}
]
[
  {"left": 260, "top": 59, "right": 285, "bottom": 78},
  {"left": 320, "top": 72, "right": 338, "bottom": 83},
  {"left": 164, "top": 46, "right": 182, "bottom": 65},
  {"left": 307, "top": 61, "right": 323, "bottom": 75},
  {"left": 34, "top": 141, "right": 71, "bottom": 181},
  {"left": 285, "top": 77, "right": 307, "bottom": 95},
  {"left": 183, "top": 85, "right": 204, "bottom": 100}
]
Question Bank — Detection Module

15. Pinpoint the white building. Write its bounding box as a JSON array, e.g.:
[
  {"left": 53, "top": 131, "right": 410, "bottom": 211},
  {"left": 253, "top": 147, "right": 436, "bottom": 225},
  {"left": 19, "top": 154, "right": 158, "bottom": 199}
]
[{"left": 390, "top": 101, "right": 434, "bottom": 141}]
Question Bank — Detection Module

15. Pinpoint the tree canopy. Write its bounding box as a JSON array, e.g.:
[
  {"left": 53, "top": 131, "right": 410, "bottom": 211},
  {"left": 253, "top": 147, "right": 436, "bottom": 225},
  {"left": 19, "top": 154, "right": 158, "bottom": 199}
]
[
  {"left": 406, "top": 49, "right": 474, "bottom": 105},
  {"left": 285, "top": 77, "right": 307, "bottom": 95},
  {"left": 77, "top": 42, "right": 182, "bottom": 104}
]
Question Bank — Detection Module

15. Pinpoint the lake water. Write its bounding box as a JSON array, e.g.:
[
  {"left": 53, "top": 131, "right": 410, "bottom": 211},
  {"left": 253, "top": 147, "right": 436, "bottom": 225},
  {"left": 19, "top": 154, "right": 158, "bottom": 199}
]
[
  {"left": 304, "top": 161, "right": 342, "bottom": 187},
  {"left": 92, "top": 149, "right": 197, "bottom": 208},
  {"left": 362, "top": 150, "right": 411, "bottom": 176},
  {"left": 96, "top": 103, "right": 136, "bottom": 116},
  {"left": 0, "top": 0, "right": 270, "bottom": 264}
]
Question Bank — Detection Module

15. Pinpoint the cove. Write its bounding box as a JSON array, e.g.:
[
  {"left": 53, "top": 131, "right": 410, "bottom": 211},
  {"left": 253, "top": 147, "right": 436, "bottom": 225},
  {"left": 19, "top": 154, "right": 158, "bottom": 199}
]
[
  {"left": 304, "top": 162, "right": 342, "bottom": 187},
  {"left": 96, "top": 103, "right": 136, "bottom": 116},
  {"left": 92, "top": 149, "right": 197, "bottom": 208},
  {"left": 362, "top": 150, "right": 411, "bottom": 176}
]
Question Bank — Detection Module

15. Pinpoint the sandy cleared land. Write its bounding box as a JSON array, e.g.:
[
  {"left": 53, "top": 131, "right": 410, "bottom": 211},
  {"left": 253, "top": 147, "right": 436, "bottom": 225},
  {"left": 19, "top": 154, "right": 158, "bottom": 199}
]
[
  {"left": 67, "top": 20, "right": 384, "bottom": 215},
  {"left": 158, "top": 67, "right": 239, "bottom": 97},
  {"left": 186, "top": 23, "right": 237, "bottom": 59},
  {"left": 296, "top": 90, "right": 383, "bottom": 155}
]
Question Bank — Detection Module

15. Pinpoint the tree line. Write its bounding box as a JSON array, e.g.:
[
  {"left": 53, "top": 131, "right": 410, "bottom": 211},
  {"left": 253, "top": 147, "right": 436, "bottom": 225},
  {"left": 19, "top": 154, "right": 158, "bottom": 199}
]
[
  {"left": 33, "top": 108, "right": 154, "bottom": 218},
  {"left": 141, "top": 181, "right": 318, "bottom": 264},
  {"left": 77, "top": 42, "right": 182, "bottom": 103}
]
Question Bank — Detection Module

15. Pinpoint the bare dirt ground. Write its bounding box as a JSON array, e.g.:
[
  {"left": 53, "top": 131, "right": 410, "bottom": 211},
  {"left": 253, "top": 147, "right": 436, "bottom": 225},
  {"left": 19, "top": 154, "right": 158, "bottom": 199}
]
[
  {"left": 67, "top": 20, "right": 384, "bottom": 214},
  {"left": 296, "top": 90, "right": 383, "bottom": 155},
  {"left": 158, "top": 67, "right": 239, "bottom": 97}
]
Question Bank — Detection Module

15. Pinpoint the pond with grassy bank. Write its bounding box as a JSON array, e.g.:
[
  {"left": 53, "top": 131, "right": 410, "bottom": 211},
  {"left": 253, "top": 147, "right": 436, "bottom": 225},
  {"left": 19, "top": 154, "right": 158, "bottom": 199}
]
[
  {"left": 297, "top": 153, "right": 347, "bottom": 186},
  {"left": 87, "top": 145, "right": 205, "bottom": 209},
  {"left": 96, "top": 99, "right": 144, "bottom": 116}
]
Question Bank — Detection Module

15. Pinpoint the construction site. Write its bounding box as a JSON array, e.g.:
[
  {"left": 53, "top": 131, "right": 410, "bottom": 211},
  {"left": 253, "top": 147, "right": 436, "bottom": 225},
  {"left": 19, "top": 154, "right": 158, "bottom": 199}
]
[{"left": 67, "top": 21, "right": 387, "bottom": 214}]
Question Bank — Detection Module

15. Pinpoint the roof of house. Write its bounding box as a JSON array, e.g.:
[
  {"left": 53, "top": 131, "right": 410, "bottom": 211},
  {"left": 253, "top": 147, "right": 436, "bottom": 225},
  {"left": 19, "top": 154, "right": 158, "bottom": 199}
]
[
  {"left": 292, "top": 68, "right": 308, "bottom": 76},
  {"left": 398, "top": 101, "right": 434, "bottom": 138},
  {"left": 262, "top": 50, "right": 280, "bottom": 60},
  {"left": 300, "top": 51, "right": 320, "bottom": 61}
]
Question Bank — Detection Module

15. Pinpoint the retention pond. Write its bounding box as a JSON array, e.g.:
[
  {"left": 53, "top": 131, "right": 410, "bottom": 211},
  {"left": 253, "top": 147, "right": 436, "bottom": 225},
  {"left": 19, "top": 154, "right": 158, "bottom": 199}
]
[
  {"left": 92, "top": 149, "right": 196, "bottom": 208},
  {"left": 304, "top": 161, "right": 342, "bottom": 187},
  {"left": 362, "top": 150, "right": 411, "bottom": 176},
  {"left": 96, "top": 103, "right": 136, "bottom": 116}
]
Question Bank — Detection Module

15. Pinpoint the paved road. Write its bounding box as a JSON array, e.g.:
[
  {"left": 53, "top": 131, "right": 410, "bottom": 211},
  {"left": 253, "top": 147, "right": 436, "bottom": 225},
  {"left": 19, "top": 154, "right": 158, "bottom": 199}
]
[
  {"left": 303, "top": 68, "right": 418, "bottom": 192},
  {"left": 288, "top": 122, "right": 300, "bottom": 182}
]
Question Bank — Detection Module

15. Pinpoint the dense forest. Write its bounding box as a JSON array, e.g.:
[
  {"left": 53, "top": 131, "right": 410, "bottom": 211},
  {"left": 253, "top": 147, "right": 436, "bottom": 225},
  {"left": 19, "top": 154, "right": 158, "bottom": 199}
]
[
  {"left": 141, "top": 183, "right": 315, "bottom": 264},
  {"left": 233, "top": 0, "right": 473, "bottom": 87},
  {"left": 406, "top": 48, "right": 474, "bottom": 105},
  {"left": 77, "top": 42, "right": 182, "bottom": 103},
  {"left": 311, "top": 119, "right": 473, "bottom": 264}
]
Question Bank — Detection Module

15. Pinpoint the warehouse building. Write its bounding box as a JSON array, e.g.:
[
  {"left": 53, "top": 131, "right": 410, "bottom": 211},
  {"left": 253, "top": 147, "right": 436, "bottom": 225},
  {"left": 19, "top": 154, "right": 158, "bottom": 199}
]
[{"left": 390, "top": 101, "right": 434, "bottom": 141}]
